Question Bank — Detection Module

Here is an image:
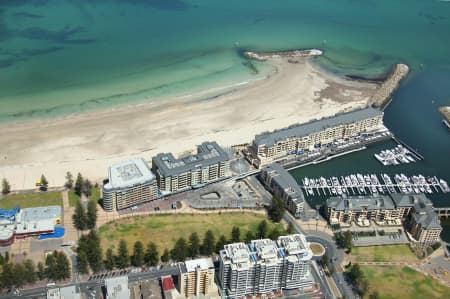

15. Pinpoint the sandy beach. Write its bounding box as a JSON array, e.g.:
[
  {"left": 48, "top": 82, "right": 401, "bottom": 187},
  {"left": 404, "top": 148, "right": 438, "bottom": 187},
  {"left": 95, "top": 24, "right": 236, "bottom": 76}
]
[{"left": 0, "top": 58, "right": 379, "bottom": 190}]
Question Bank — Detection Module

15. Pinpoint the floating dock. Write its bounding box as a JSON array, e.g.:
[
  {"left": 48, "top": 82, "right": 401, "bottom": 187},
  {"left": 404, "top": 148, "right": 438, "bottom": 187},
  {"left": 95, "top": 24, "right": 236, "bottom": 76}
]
[{"left": 301, "top": 173, "right": 449, "bottom": 197}]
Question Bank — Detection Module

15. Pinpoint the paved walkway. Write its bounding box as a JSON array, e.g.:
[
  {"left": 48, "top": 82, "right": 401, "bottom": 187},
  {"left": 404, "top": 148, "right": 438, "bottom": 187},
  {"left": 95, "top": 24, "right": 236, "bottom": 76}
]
[{"left": 62, "top": 190, "right": 79, "bottom": 243}]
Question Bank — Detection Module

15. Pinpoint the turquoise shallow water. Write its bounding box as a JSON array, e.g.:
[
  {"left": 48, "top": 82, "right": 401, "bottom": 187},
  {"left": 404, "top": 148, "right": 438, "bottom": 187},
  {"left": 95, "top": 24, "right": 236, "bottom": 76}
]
[
  {"left": 1, "top": 0, "right": 449, "bottom": 121},
  {"left": 1, "top": 0, "right": 450, "bottom": 238}
]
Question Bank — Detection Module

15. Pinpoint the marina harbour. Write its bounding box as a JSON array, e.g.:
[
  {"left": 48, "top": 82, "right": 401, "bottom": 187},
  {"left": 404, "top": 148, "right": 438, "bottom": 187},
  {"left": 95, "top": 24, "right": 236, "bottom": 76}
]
[
  {"left": 301, "top": 173, "right": 449, "bottom": 197},
  {"left": 374, "top": 144, "right": 421, "bottom": 166}
]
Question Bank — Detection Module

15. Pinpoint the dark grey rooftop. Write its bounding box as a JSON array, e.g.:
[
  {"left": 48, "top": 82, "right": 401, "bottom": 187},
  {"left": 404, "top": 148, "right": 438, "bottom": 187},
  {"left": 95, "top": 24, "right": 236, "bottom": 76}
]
[
  {"left": 409, "top": 194, "right": 441, "bottom": 230},
  {"left": 391, "top": 193, "right": 432, "bottom": 208},
  {"left": 263, "top": 163, "right": 304, "bottom": 203},
  {"left": 254, "top": 107, "right": 383, "bottom": 147},
  {"left": 152, "top": 141, "right": 229, "bottom": 177},
  {"left": 326, "top": 195, "right": 396, "bottom": 211}
]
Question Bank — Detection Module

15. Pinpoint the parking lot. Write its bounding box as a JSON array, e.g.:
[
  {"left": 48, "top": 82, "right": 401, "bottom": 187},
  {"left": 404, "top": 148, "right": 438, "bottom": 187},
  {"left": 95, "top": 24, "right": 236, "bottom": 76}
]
[{"left": 186, "top": 178, "right": 266, "bottom": 209}]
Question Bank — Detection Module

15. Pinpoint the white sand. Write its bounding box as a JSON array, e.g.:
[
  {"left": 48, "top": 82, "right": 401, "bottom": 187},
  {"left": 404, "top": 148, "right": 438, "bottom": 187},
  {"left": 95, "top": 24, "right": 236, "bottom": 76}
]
[{"left": 0, "top": 58, "right": 378, "bottom": 190}]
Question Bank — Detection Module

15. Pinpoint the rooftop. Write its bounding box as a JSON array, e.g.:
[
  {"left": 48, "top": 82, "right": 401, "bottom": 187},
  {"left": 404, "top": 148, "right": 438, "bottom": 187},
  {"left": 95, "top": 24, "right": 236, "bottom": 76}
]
[
  {"left": 263, "top": 163, "right": 304, "bottom": 203},
  {"left": 254, "top": 107, "right": 383, "bottom": 147},
  {"left": 152, "top": 142, "right": 229, "bottom": 177},
  {"left": 105, "top": 276, "right": 129, "bottom": 299},
  {"left": 251, "top": 239, "right": 279, "bottom": 262},
  {"left": 184, "top": 257, "right": 214, "bottom": 272},
  {"left": 326, "top": 195, "right": 396, "bottom": 211},
  {"left": 105, "top": 158, "right": 155, "bottom": 190},
  {"left": 222, "top": 242, "right": 251, "bottom": 267},
  {"left": 277, "top": 234, "right": 309, "bottom": 256},
  {"left": 161, "top": 276, "right": 175, "bottom": 292},
  {"left": 17, "top": 205, "right": 61, "bottom": 223}
]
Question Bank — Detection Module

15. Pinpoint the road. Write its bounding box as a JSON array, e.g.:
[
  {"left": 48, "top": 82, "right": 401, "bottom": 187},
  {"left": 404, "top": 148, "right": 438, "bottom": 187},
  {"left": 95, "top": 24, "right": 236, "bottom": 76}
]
[
  {"left": 2, "top": 265, "right": 180, "bottom": 299},
  {"left": 283, "top": 212, "right": 357, "bottom": 299}
]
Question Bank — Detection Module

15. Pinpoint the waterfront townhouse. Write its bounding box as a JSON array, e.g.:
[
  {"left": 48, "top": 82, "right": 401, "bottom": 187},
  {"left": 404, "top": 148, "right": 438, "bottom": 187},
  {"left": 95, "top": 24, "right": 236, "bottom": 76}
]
[
  {"left": 218, "top": 234, "right": 313, "bottom": 299},
  {"left": 326, "top": 195, "right": 400, "bottom": 225},
  {"left": 250, "top": 107, "right": 384, "bottom": 167},
  {"left": 260, "top": 163, "right": 306, "bottom": 217},
  {"left": 393, "top": 194, "right": 442, "bottom": 245},
  {"left": 152, "top": 141, "right": 231, "bottom": 193},
  {"left": 102, "top": 158, "right": 158, "bottom": 211},
  {"left": 179, "top": 258, "right": 216, "bottom": 298},
  {"left": 326, "top": 194, "right": 442, "bottom": 245}
]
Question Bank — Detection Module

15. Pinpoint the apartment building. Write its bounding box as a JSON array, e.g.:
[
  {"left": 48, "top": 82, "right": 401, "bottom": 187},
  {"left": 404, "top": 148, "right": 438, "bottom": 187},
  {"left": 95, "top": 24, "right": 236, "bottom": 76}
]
[
  {"left": 326, "top": 195, "right": 400, "bottom": 225},
  {"left": 250, "top": 107, "right": 384, "bottom": 167},
  {"left": 326, "top": 194, "right": 442, "bottom": 245},
  {"left": 179, "top": 258, "right": 216, "bottom": 298},
  {"left": 260, "top": 163, "right": 306, "bottom": 217},
  {"left": 103, "top": 158, "right": 158, "bottom": 211},
  {"left": 152, "top": 142, "right": 231, "bottom": 193},
  {"left": 394, "top": 194, "right": 442, "bottom": 245},
  {"left": 218, "top": 234, "right": 313, "bottom": 299}
]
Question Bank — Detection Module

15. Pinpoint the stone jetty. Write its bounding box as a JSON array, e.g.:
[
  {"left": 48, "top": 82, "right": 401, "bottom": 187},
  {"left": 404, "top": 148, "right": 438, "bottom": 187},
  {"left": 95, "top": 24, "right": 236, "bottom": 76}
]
[
  {"left": 439, "top": 106, "right": 450, "bottom": 129},
  {"left": 243, "top": 49, "right": 323, "bottom": 61},
  {"left": 370, "top": 63, "right": 409, "bottom": 108}
]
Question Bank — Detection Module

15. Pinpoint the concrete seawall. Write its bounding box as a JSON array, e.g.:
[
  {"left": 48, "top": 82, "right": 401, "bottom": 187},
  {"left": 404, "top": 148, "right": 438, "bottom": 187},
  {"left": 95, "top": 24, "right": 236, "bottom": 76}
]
[
  {"left": 243, "top": 49, "right": 323, "bottom": 61},
  {"left": 370, "top": 63, "right": 410, "bottom": 109}
]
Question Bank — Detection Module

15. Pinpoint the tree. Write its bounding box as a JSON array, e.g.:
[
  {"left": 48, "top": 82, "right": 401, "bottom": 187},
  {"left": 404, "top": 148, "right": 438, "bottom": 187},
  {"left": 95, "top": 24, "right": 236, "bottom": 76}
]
[
  {"left": 105, "top": 248, "right": 115, "bottom": 271},
  {"left": 257, "top": 220, "right": 268, "bottom": 239},
  {"left": 201, "top": 230, "right": 215, "bottom": 256},
  {"left": 144, "top": 242, "right": 159, "bottom": 266},
  {"left": 161, "top": 248, "right": 170, "bottom": 263},
  {"left": 55, "top": 251, "right": 71, "bottom": 280},
  {"left": 132, "top": 241, "right": 145, "bottom": 267},
  {"left": 269, "top": 227, "right": 282, "bottom": 240},
  {"left": 77, "top": 251, "right": 89, "bottom": 274},
  {"left": 74, "top": 173, "right": 84, "bottom": 197},
  {"left": 286, "top": 222, "right": 295, "bottom": 235},
  {"left": 40, "top": 174, "right": 48, "bottom": 191},
  {"left": 0, "top": 262, "right": 14, "bottom": 289},
  {"left": 83, "top": 179, "right": 92, "bottom": 198},
  {"left": 343, "top": 231, "right": 353, "bottom": 253},
  {"left": 36, "top": 262, "right": 45, "bottom": 280},
  {"left": 23, "top": 259, "right": 36, "bottom": 284},
  {"left": 72, "top": 201, "right": 87, "bottom": 230},
  {"left": 245, "top": 231, "right": 255, "bottom": 243},
  {"left": 321, "top": 254, "right": 329, "bottom": 270},
  {"left": 46, "top": 251, "right": 71, "bottom": 281},
  {"left": 85, "top": 230, "right": 102, "bottom": 272},
  {"left": 188, "top": 232, "right": 200, "bottom": 257},
  {"left": 86, "top": 200, "right": 98, "bottom": 229},
  {"left": 116, "top": 239, "right": 129, "bottom": 269},
  {"left": 12, "top": 263, "right": 26, "bottom": 287},
  {"left": 1, "top": 178, "right": 11, "bottom": 195},
  {"left": 231, "top": 226, "right": 240, "bottom": 243},
  {"left": 268, "top": 195, "right": 285, "bottom": 222},
  {"left": 65, "top": 172, "right": 74, "bottom": 189},
  {"left": 216, "top": 235, "right": 228, "bottom": 253},
  {"left": 171, "top": 237, "right": 189, "bottom": 262}
]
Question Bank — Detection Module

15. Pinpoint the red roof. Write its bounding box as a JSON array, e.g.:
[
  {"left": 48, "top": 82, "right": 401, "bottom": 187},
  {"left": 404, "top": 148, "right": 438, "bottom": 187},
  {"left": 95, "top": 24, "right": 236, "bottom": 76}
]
[{"left": 161, "top": 276, "right": 175, "bottom": 291}]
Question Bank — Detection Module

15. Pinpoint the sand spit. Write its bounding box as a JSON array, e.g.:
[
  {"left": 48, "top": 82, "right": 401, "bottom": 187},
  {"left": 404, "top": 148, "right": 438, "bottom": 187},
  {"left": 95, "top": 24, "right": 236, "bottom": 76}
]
[{"left": 0, "top": 57, "right": 380, "bottom": 190}]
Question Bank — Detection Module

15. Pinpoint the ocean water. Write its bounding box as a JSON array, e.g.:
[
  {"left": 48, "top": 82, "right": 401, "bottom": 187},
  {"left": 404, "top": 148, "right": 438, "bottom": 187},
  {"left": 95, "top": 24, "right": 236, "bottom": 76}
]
[{"left": 1, "top": 1, "right": 450, "bottom": 237}]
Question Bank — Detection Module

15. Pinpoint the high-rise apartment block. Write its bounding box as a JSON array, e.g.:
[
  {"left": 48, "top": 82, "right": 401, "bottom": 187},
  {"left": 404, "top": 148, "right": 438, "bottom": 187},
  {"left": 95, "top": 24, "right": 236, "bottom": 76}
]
[{"left": 219, "top": 234, "right": 313, "bottom": 299}]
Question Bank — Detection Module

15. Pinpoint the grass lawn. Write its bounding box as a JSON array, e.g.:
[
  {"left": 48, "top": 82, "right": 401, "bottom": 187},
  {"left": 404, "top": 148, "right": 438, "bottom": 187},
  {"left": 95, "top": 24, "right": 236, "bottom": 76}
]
[
  {"left": 310, "top": 243, "right": 325, "bottom": 256},
  {"left": 361, "top": 266, "right": 450, "bottom": 299},
  {"left": 0, "top": 191, "right": 62, "bottom": 209},
  {"left": 98, "top": 212, "right": 283, "bottom": 254},
  {"left": 68, "top": 187, "right": 101, "bottom": 207},
  {"left": 351, "top": 245, "right": 419, "bottom": 263}
]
